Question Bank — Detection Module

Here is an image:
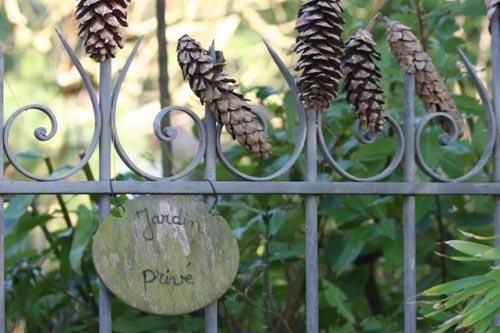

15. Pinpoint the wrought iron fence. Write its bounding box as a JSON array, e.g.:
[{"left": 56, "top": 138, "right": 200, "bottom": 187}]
[{"left": 0, "top": 13, "right": 500, "bottom": 333}]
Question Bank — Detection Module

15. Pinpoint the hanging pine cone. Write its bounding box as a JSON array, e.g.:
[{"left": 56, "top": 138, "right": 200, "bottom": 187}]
[
  {"left": 177, "top": 35, "right": 272, "bottom": 159},
  {"left": 294, "top": 0, "right": 344, "bottom": 112},
  {"left": 342, "top": 29, "right": 385, "bottom": 132},
  {"left": 75, "top": 0, "right": 131, "bottom": 62},
  {"left": 383, "top": 18, "right": 463, "bottom": 136}
]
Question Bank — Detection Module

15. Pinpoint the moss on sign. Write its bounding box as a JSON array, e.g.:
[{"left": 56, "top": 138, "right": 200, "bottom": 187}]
[{"left": 92, "top": 195, "right": 239, "bottom": 315}]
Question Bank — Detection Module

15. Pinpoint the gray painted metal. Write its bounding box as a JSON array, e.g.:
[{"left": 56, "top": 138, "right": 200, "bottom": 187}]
[
  {"left": 98, "top": 60, "right": 113, "bottom": 333},
  {"left": 204, "top": 43, "right": 218, "bottom": 333},
  {"left": 493, "top": 1, "right": 500, "bottom": 249},
  {"left": 0, "top": 27, "right": 498, "bottom": 333},
  {"left": 2, "top": 181, "right": 500, "bottom": 195},
  {"left": 319, "top": 113, "right": 405, "bottom": 182},
  {"left": 492, "top": 10, "right": 500, "bottom": 328},
  {"left": 0, "top": 51, "right": 4, "bottom": 333},
  {"left": 403, "top": 74, "right": 417, "bottom": 333},
  {"left": 305, "top": 111, "right": 319, "bottom": 333}
]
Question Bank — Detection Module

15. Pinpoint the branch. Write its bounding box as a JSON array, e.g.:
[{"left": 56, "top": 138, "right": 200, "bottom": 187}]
[
  {"left": 415, "top": 0, "right": 427, "bottom": 50},
  {"left": 156, "top": 0, "right": 173, "bottom": 176}
]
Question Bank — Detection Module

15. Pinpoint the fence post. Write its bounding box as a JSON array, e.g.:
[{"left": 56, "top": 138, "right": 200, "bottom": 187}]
[
  {"left": 403, "top": 74, "right": 416, "bottom": 333},
  {"left": 305, "top": 110, "right": 318, "bottom": 333},
  {"left": 491, "top": 8, "right": 500, "bottom": 328},
  {"left": 0, "top": 50, "right": 5, "bottom": 333},
  {"left": 98, "top": 59, "right": 113, "bottom": 333},
  {"left": 204, "top": 45, "right": 218, "bottom": 333}
]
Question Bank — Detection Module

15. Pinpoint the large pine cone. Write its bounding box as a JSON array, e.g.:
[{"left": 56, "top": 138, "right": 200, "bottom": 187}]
[
  {"left": 384, "top": 18, "right": 463, "bottom": 136},
  {"left": 75, "top": 0, "right": 131, "bottom": 62},
  {"left": 177, "top": 35, "right": 272, "bottom": 159},
  {"left": 342, "top": 29, "right": 385, "bottom": 132},
  {"left": 294, "top": 0, "right": 344, "bottom": 113}
]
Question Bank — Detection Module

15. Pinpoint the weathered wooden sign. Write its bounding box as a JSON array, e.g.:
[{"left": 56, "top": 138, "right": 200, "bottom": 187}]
[{"left": 92, "top": 195, "right": 239, "bottom": 315}]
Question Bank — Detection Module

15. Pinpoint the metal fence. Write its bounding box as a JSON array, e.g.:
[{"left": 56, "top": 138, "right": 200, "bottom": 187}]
[{"left": 0, "top": 14, "right": 500, "bottom": 333}]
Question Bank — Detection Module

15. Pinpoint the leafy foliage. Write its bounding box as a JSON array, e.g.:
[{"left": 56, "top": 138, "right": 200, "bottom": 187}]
[{"left": 421, "top": 236, "right": 500, "bottom": 333}]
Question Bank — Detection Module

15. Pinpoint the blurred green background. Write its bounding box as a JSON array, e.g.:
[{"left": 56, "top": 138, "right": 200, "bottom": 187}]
[{"left": 1, "top": 0, "right": 498, "bottom": 332}]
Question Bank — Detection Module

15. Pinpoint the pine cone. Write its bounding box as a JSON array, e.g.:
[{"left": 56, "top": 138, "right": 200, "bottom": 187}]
[
  {"left": 75, "top": 0, "right": 131, "bottom": 62},
  {"left": 177, "top": 35, "right": 272, "bottom": 159},
  {"left": 384, "top": 18, "right": 463, "bottom": 136},
  {"left": 294, "top": 0, "right": 344, "bottom": 112},
  {"left": 342, "top": 29, "right": 385, "bottom": 132}
]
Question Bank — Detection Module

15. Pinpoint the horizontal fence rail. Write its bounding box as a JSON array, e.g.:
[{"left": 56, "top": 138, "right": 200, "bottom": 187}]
[
  {"left": 0, "top": 14, "right": 499, "bottom": 333},
  {"left": 1, "top": 181, "right": 500, "bottom": 195}
]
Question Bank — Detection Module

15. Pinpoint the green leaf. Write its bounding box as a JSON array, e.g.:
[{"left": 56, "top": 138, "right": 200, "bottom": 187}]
[
  {"left": 269, "top": 241, "right": 304, "bottom": 261},
  {"left": 333, "top": 237, "right": 364, "bottom": 276},
  {"left": 461, "top": 299, "right": 500, "bottom": 327},
  {"left": 453, "top": 95, "right": 483, "bottom": 116},
  {"left": 323, "top": 279, "right": 355, "bottom": 323},
  {"left": 473, "top": 315, "right": 491, "bottom": 333},
  {"left": 441, "top": 255, "right": 495, "bottom": 262},
  {"left": 69, "top": 205, "right": 98, "bottom": 275},
  {"left": 445, "top": 240, "right": 493, "bottom": 256},
  {"left": 423, "top": 275, "right": 491, "bottom": 296},
  {"left": 474, "top": 248, "right": 500, "bottom": 261},
  {"left": 334, "top": 224, "right": 377, "bottom": 275},
  {"left": 459, "top": 230, "right": 500, "bottom": 241},
  {"left": 5, "top": 195, "right": 35, "bottom": 233},
  {"left": 443, "top": 280, "right": 498, "bottom": 310},
  {"left": 351, "top": 138, "right": 397, "bottom": 162},
  {"left": 269, "top": 209, "right": 287, "bottom": 237},
  {"left": 15, "top": 213, "right": 53, "bottom": 236},
  {"left": 376, "top": 219, "right": 396, "bottom": 240}
]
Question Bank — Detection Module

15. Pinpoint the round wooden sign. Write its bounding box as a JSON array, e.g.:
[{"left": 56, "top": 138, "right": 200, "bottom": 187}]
[{"left": 92, "top": 195, "right": 239, "bottom": 315}]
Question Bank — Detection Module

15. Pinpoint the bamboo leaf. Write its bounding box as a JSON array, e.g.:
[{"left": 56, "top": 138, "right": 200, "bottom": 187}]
[
  {"left": 474, "top": 248, "right": 500, "bottom": 261},
  {"left": 459, "top": 230, "right": 500, "bottom": 241},
  {"left": 423, "top": 275, "right": 491, "bottom": 296},
  {"left": 445, "top": 240, "right": 493, "bottom": 256},
  {"left": 461, "top": 299, "right": 500, "bottom": 327}
]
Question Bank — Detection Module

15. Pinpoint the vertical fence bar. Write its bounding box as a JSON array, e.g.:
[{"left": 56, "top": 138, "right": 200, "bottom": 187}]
[
  {"left": 305, "top": 110, "right": 318, "bottom": 333},
  {"left": 491, "top": 9, "right": 500, "bottom": 328},
  {"left": 204, "top": 46, "right": 218, "bottom": 333},
  {"left": 98, "top": 60, "right": 112, "bottom": 333},
  {"left": 0, "top": 51, "right": 5, "bottom": 333},
  {"left": 204, "top": 108, "right": 218, "bottom": 332},
  {"left": 403, "top": 74, "right": 416, "bottom": 333}
]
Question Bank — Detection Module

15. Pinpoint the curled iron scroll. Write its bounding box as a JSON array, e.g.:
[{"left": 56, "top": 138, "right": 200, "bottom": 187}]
[
  {"left": 318, "top": 114, "right": 406, "bottom": 182},
  {"left": 216, "top": 39, "right": 307, "bottom": 181},
  {"left": 415, "top": 50, "right": 496, "bottom": 183},
  {"left": 111, "top": 39, "right": 206, "bottom": 181},
  {"left": 3, "top": 31, "right": 101, "bottom": 181}
]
